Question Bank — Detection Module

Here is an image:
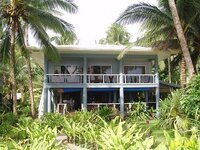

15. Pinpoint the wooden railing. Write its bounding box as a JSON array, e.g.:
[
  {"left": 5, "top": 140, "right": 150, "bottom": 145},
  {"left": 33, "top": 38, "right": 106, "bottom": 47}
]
[{"left": 47, "top": 74, "right": 156, "bottom": 84}]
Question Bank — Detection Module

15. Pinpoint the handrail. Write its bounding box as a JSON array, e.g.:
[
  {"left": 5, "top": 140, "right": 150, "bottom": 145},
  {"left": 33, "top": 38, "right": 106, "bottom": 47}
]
[
  {"left": 46, "top": 73, "right": 156, "bottom": 84},
  {"left": 87, "top": 102, "right": 156, "bottom": 111}
]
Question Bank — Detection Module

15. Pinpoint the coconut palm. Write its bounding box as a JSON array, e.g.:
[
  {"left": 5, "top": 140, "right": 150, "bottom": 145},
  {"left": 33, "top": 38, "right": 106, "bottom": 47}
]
[
  {"left": 98, "top": 23, "right": 131, "bottom": 45},
  {"left": 168, "top": 0, "right": 195, "bottom": 80},
  {"left": 0, "top": 0, "right": 78, "bottom": 116},
  {"left": 116, "top": 0, "right": 199, "bottom": 83},
  {"left": 50, "top": 32, "right": 78, "bottom": 45}
]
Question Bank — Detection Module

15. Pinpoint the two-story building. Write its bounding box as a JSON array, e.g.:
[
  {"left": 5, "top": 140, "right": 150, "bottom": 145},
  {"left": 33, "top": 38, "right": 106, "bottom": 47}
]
[{"left": 30, "top": 45, "right": 178, "bottom": 117}]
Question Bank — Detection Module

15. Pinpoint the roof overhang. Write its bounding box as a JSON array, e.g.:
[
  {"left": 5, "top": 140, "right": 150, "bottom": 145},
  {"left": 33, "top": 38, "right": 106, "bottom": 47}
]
[{"left": 28, "top": 45, "right": 179, "bottom": 68}]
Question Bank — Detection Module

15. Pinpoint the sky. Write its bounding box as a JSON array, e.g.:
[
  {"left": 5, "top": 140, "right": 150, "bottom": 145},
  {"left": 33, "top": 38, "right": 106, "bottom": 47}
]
[{"left": 30, "top": 0, "right": 158, "bottom": 45}]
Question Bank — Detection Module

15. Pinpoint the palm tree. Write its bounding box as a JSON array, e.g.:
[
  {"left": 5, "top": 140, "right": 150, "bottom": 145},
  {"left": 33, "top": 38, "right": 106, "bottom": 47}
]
[
  {"left": 98, "top": 23, "right": 131, "bottom": 45},
  {"left": 50, "top": 32, "right": 78, "bottom": 45},
  {"left": 116, "top": 1, "right": 199, "bottom": 84},
  {"left": 0, "top": 0, "right": 78, "bottom": 116},
  {"left": 168, "top": 0, "right": 195, "bottom": 80}
]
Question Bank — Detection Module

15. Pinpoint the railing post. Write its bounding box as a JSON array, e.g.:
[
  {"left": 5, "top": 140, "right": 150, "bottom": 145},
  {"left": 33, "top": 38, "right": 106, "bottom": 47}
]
[
  {"left": 124, "top": 74, "right": 126, "bottom": 83},
  {"left": 139, "top": 75, "right": 141, "bottom": 83}
]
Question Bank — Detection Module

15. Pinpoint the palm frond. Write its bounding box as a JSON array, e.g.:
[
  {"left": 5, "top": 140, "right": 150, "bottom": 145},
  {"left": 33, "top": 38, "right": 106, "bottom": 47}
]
[
  {"left": 25, "top": 5, "right": 75, "bottom": 35},
  {"left": 116, "top": 2, "right": 172, "bottom": 28},
  {"left": 28, "top": 20, "right": 60, "bottom": 62},
  {"left": 0, "top": 26, "right": 11, "bottom": 64},
  {"left": 28, "top": 0, "right": 78, "bottom": 14}
]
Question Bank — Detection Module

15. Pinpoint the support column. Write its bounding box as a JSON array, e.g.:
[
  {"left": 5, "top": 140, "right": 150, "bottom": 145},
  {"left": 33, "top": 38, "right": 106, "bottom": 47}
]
[
  {"left": 156, "top": 86, "right": 160, "bottom": 117},
  {"left": 59, "top": 93, "right": 62, "bottom": 104},
  {"left": 53, "top": 92, "right": 56, "bottom": 113},
  {"left": 43, "top": 57, "right": 48, "bottom": 113},
  {"left": 145, "top": 91, "right": 149, "bottom": 110},
  {"left": 82, "top": 86, "right": 87, "bottom": 111},
  {"left": 114, "top": 91, "right": 117, "bottom": 103},
  {"left": 108, "top": 92, "right": 112, "bottom": 103},
  {"left": 82, "top": 57, "right": 87, "bottom": 111},
  {"left": 43, "top": 87, "right": 48, "bottom": 113},
  {"left": 145, "top": 91, "right": 149, "bottom": 103},
  {"left": 47, "top": 89, "right": 51, "bottom": 113},
  {"left": 119, "top": 86, "right": 124, "bottom": 118},
  {"left": 155, "top": 56, "right": 160, "bottom": 117},
  {"left": 119, "top": 60, "right": 124, "bottom": 118}
]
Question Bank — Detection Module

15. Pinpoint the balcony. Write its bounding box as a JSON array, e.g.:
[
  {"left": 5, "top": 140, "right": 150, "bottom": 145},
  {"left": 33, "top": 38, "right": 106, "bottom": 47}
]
[{"left": 47, "top": 74, "right": 157, "bottom": 84}]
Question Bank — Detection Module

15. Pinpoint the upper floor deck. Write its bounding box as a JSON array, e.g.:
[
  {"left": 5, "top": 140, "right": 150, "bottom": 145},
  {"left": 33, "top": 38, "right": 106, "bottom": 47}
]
[{"left": 29, "top": 45, "right": 178, "bottom": 88}]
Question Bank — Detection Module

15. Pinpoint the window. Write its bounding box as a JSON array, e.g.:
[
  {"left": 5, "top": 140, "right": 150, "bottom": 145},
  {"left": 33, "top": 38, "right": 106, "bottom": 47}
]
[
  {"left": 53, "top": 65, "right": 83, "bottom": 83},
  {"left": 54, "top": 65, "right": 83, "bottom": 74},
  {"left": 90, "top": 66, "right": 111, "bottom": 74},
  {"left": 89, "top": 66, "right": 112, "bottom": 83},
  {"left": 124, "top": 66, "right": 146, "bottom": 83},
  {"left": 124, "top": 66, "right": 145, "bottom": 74}
]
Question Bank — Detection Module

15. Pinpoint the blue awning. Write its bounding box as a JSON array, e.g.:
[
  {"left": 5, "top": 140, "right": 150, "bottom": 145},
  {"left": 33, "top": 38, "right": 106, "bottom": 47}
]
[
  {"left": 124, "top": 88, "right": 152, "bottom": 91},
  {"left": 88, "top": 88, "right": 118, "bottom": 92},
  {"left": 64, "top": 88, "right": 82, "bottom": 93}
]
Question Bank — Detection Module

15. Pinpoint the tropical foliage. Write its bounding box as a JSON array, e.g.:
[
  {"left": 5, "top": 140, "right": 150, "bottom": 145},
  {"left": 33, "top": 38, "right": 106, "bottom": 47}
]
[
  {"left": 0, "top": 0, "right": 78, "bottom": 116},
  {"left": 0, "top": 111, "right": 199, "bottom": 149},
  {"left": 159, "top": 75, "right": 200, "bottom": 130},
  {"left": 181, "top": 74, "right": 200, "bottom": 120},
  {"left": 50, "top": 32, "right": 78, "bottom": 45},
  {"left": 116, "top": 0, "right": 200, "bottom": 84},
  {"left": 98, "top": 23, "right": 131, "bottom": 45}
]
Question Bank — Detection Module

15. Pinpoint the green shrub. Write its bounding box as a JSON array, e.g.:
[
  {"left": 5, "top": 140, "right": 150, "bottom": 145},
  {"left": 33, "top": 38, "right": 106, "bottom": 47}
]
[
  {"left": 159, "top": 90, "right": 188, "bottom": 129},
  {"left": 96, "top": 117, "right": 154, "bottom": 150},
  {"left": 42, "top": 113, "right": 66, "bottom": 130},
  {"left": 0, "top": 112, "right": 19, "bottom": 137},
  {"left": 156, "top": 127, "right": 200, "bottom": 150},
  {"left": 181, "top": 75, "right": 200, "bottom": 120},
  {"left": 127, "top": 102, "right": 150, "bottom": 121},
  {"left": 96, "top": 106, "right": 114, "bottom": 121}
]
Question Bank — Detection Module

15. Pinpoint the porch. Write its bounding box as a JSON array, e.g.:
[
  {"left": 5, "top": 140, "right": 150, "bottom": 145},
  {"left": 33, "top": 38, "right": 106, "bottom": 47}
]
[
  {"left": 56, "top": 102, "right": 156, "bottom": 114},
  {"left": 50, "top": 88, "right": 157, "bottom": 115}
]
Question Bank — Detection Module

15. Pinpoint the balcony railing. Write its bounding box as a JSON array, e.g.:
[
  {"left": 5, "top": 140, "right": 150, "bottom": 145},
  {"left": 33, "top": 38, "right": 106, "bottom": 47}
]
[
  {"left": 47, "top": 74, "right": 156, "bottom": 84},
  {"left": 87, "top": 102, "right": 156, "bottom": 112}
]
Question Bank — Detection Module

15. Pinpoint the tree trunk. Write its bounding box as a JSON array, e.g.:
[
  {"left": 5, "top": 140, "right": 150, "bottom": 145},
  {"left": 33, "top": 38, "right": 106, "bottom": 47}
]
[
  {"left": 168, "top": 57, "right": 172, "bottom": 83},
  {"left": 10, "top": 22, "right": 17, "bottom": 115},
  {"left": 168, "top": 0, "right": 195, "bottom": 80},
  {"left": 180, "top": 55, "right": 186, "bottom": 87},
  {"left": 25, "top": 53, "right": 36, "bottom": 117},
  {"left": 24, "top": 25, "right": 36, "bottom": 117}
]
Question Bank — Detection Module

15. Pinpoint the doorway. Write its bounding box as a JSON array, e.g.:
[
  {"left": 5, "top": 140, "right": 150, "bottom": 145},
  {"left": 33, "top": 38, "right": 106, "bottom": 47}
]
[{"left": 62, "top": 91, "right": 82, "bottom": 111}]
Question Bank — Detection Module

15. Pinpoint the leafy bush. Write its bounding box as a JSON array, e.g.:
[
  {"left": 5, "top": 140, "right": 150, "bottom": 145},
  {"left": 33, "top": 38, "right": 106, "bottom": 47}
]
[
  {"left": 96, "top": 106, "right": 117, "bottom": 121},
  {"left": 127, "top": 102, "right": 150, "bottom": 121},
  {"left": 181, "top": 74, "right": 200, "bottom": 120},
  {"left": 159, "top": 90, "right": 190, "bottom": 130},
  {"left": 96, "top": 117, "right": 154, "bottom": 150},
  {"left": 0, "top": 112, "right": 19, "bottom": 137},
  {"left": 42, "top": 113, "right": 66, "bottom": 130},
  {"left": 156, "top": 127, "right": 200, "bottom": 150}
]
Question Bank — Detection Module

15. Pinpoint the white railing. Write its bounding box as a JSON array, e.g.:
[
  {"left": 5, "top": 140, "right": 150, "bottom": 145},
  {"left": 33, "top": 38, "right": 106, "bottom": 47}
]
[
  {"left": 123, "top": 74, "right": 155, "bottom": 84},
  {"left": 47, "top": 74, "right": 84, "bottom": 83},
  {"left": 87, "top": 74, "right": 119, "bottom": 83},
  {"left": 47, "top": 74, "right": 156, "bottom": 84},
  {"left": 87, "top": 102, "right": 156, "bottom": 111}
]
